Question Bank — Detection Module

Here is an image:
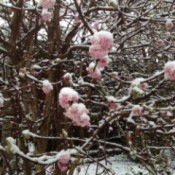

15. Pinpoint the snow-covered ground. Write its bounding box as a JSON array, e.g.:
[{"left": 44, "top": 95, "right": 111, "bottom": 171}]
[{"left": 73, "top": 154, "right": 149, "bottom": 175}]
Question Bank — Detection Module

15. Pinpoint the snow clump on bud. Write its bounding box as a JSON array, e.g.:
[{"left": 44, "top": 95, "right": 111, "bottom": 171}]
[
  {"left": 57, "top": 151, "right": 71, "bottom": 172},
  {"left": 131, "top": 105, "right": 143, "bottom": 116},
  {"left": 42, "top": 80, "right": 53, "bottom": 94},
  {"left": 165, "top": 19, "right": 174, "bottom": 30},
  {"left": 63, "top": 73, "right": 73, "bottom": 83},
  {"left": 0, "top": 93, "right": 4, "bottom": 108},
  {"left": 86, "top": 62, "right": 101, "bottom": 80},
  {"left": 130, "top": 78, "right": 148, "bottom": 98},
  {"left": 164, "top": 61, "right": 175, "bottom": 80},
  {"left": 97, "top": 56, "right": 111, "bottom": 68},
  {"left": 106, "top": 96, "right": 120, "bottom": 110}
]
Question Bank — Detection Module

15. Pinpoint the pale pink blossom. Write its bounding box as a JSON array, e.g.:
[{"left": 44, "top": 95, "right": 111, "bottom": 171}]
[
  {"left": 89, "top": 45, "right": 108, "bottom": 59},
  {"left": 97, "top": 56, "right": 110, "bottom": 68},
  {"left": 86, "top": 62, "right": 101, "bottom": 80},
  {"left": 59, "top": 87, "right": 79, "bottom": 109},
  {"left": 155, "top": 39, "right": 165, "bottom": 47},
  {"left": 131, "top": 105, "right": 143, "bottom": 116},
  {"left": 90, "top": 31, "right": 113, "bottom": 50},
  {"left": 77, "top": 113, "right": 90, "bottom": 127},
  {"left": 42, "top": 80, "right": 53, "bottom": 94},
  {"left": 58, "top": 163, "right": 68, "bottom": 172},
  {"left": 164, "top": 61, "right": 175, "bottom": 80},
  {"left": 41, "top": 9, "right": 52, "bottom": 22},
  {"left": 65, "top": 103, "right": 89, "bottom": 121},
  {"left": 0, "top": 93, "right": 4, "bottom": 108},
  {"left": 89, "top": 68, "right": 101, "bottom": 80},
  {"left": 93, "top": 22, "right": 100, "bottom": 30},
  {"left": 165, "top": 19, "right": 174, "bottom": 30},
  {"left": 57, "top": 151, "right": 71, "bottom": 172},
  {"left": 58, "top": 151, "right": 71, "bottom": 164},
  {"left": 38, "top": 0, "right": 55, "bottom": 9}
]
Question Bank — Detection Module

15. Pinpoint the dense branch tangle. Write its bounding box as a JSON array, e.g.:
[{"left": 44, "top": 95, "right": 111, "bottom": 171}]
[{"left": 1, "top": 0, "right": 175, "bottom": 174}]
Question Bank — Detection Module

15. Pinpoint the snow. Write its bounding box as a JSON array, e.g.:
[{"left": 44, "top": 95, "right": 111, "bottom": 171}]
[
  {"left": 132, "top": 78, "right": 145, "bottom": 86},
  {"left": 73, "top": 154, "right": 149, "bottom": 175},
  {"left": 0, "top": 93, "right": 4, "bottom": 107},
  {"left": 106, "top": 95, "right": 117, "bottom": 102}
]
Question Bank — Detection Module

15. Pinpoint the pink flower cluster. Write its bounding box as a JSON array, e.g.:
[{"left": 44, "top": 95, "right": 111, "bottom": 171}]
[
  {"left": 131, "top": 105, "right": 143, "bottom": 116},
  {"left": 59, "top": 87, "right": 79, "bottom": 109},
  {"left": 59, "top": 87, "right": 90, "bottom": 127},
  {"left": 65, "top": 103, "right": 90, "bottom": 127},
  {"left": 38, "top": 0, "right": 56, "bottom": 22},
  {"left": 164, "top": 61, "right": 175, "bottom": 80},
  {"left": 90, "top": 31, "right": 113, "bottom": 50},
  {"left": 88, "top": 31, "right": 113, "bottom": 79},
  {"left": 42, "top": 80, "right": 53, "bottom": 94},
  {"left": 57, "top": 151, "right": 71, "bottom": 172}
]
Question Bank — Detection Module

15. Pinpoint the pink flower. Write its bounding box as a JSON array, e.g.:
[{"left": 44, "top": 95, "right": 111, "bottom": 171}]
[
  {"left": 164, "top": 61, "right": 175, "bottom": 80},
  {"left": 57, "top": 151, "right": 71, "bottom": 172},
  {"left": 89, "top": 45, "right": 108, "bottom": 59},
  {"left": 93, "top": 22, "right": 100, "bottom": 30},
  {"left": 42, "top": 80, "right": 53, "bottom": 94},
  {"left": 155, "top": 39, "right": 165, "bottom": 47},
  {"left": 165, "top": 19, "right": 174, "bottom": 30},
  {"left": 65, "top": 103, "right": 89, "bottom": 121},
  {"left": 38, "top": 0, "right": 56, "bottom": 9},
  {"left": 41, "top": 9, "right": 52, "bottom": 22},
  {"left": 0, "top": 93, "right": 4, "bottom": 108},
  {"left": 97, "top": 56, "right": 110, "bottom": 68},
  {"left": 131, "top": 105, "right": 143, "bottom": 116},
  {"left": 59, "top": 87, "right": 79, "bottom": 109},
  {"left": 58, "top": 163, "right": 68, "bottom": 172},
  {"left": 90, "top": 31, "right": 113, "bottom": 50},
  {"left": 86, "top": 62, "right": 102, "bottom": 80},
  {"left": 58, "top": 151, "right": 71, "bottom": 164},
  {"left": 77, "top": 113, "right": 90, "bottom": 127},
  {"left": 89, "top": 68, "right": 101, "bottom": 80}
]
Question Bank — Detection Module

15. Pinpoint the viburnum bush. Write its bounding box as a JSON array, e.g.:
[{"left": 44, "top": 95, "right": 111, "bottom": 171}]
[{"left": 1, "top": 0, "right": 175, "bottom": 174}]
